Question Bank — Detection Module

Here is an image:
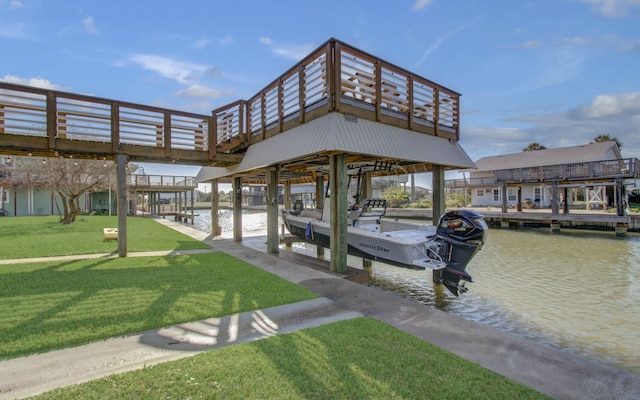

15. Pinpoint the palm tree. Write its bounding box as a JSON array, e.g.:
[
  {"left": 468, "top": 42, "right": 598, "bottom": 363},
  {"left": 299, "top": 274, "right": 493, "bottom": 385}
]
[
  {"left": 522, "top": 142, "right": 547, "bottom": 151},
  {"left": 591, "top": 134, "right": 623, "bottom": 149}
]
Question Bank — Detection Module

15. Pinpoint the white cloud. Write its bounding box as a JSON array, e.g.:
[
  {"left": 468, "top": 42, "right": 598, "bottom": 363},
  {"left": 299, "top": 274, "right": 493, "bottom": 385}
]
[
  {"left": 10, "top": 1, "right": 24, "bottom": 8},
  {"left": 574, "top": 0, "right": 640, "bottom": 17},
  {"left": 0, "top": 22, "right": 31, "bottom": 39},
  {"left": 412, "top": 0, "right": 433, "bottom": 11},
  {"left": 619, "top": 39, "right": 640, "bottom": 52},
  {"left": 415, "top": 17, "right": 481, "bottom": 67},
  {"left": 463, "top": 92, "right": 640, "bottom": 160},
  {"left": 194, "top": 35, "right": 232, "bottom": 49},
  {"left": 570, "top": 92, "right": 640, "bottom": 119},
  {"left": 259, "top": 37, "right": 315, "bottom": 61},
  {"left": 1, "top": 74, "right": 65, "bottom": 90},
  {"left": 194, "top": 38, "right": 209, "bottom": 48},
  {"left": 174, "top": 84, "right": 234, "bottom": 98},
  {"left": 82, "top": 16, "right": 96, "bottom": 33},
  {"left": 128, "top": 54, "right": 210, "bottom": 84}
]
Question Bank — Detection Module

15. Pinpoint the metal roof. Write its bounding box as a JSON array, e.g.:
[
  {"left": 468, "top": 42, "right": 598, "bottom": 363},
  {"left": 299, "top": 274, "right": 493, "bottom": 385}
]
[
  {"left": 196, "top": 112, "right": 476, "bottom": 183},
  {"left": 471, "top": 141, "right": 621, "bottom": 172}
]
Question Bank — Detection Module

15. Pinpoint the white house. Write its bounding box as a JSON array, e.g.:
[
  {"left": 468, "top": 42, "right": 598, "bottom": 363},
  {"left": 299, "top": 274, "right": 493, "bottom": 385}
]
[{"left": 464, "top": 142, "right": 624, "bottom": 209}]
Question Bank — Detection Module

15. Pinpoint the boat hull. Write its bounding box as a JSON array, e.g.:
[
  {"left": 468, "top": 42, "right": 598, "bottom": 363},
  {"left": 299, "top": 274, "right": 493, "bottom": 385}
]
[
  {"left": 283, "top": 208, "right": 488, "bottom": 296},
  {"left": 284, "top": 215, "right": 439, "bottom": 270}
]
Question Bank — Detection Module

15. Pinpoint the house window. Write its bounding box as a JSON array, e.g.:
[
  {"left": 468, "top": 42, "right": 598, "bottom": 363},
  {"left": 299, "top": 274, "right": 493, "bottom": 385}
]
[
  {"left": 493, "top": 189, "right": 500, "bottom": 202},
  {"left": 507, "top": 188, "right": 517, "bottom": 202},
  {"left": 534, "top": 187, "right": 544, "bottom": 203},
  {"left": 1, "top": 188, "right": 7, "bottom": 204},
  {"left": 476, "top": 189, "right": 484, "bottom": 197}
]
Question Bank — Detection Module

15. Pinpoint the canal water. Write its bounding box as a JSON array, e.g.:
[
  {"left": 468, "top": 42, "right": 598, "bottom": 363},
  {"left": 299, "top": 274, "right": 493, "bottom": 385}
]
[{"left": 193, "top": 209, "right": 640, "bottom": 375}]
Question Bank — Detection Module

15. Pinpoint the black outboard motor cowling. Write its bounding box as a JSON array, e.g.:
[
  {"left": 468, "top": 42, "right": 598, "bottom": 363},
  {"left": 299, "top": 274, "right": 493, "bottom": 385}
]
[{"left": 436, "top": 210, "right": 488, "bottom": 296}]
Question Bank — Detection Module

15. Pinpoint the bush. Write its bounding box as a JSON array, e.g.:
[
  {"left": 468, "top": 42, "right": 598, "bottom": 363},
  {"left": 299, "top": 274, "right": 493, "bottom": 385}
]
[{"left": 409, "top": 199, "right": 432, "bottom": 208}]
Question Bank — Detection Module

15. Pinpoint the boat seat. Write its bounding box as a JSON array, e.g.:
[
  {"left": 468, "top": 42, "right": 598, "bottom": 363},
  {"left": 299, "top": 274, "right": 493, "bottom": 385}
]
[
  {"left": 352, "top": 198, "right": 387, "bottom": 226},
  {"left": 290, "top": 199, "right": 304, "bottom": 216}
]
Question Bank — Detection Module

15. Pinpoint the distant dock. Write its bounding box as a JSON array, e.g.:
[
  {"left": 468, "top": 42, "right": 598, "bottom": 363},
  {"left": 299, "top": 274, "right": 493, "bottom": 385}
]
[{"left": 385, "top": 207, "right": 639, "bottom": 235}]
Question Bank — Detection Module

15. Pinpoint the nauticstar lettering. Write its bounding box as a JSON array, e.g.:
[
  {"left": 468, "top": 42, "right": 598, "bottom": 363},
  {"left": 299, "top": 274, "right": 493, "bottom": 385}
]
[{"left": 358, "top": 242, "right": 390, "bottom": 253}]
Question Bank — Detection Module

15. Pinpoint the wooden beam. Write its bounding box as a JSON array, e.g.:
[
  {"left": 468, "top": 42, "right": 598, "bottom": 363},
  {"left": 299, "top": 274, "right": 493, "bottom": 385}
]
[
  {"left": 330, "top": 153, "right": 348, "bottom": 273},
  {"left": 432, "top": 164, "right": 444, "bottom": 226},
  {"left": 266, "top": 165, "right": 280, "bottom": 254},
  {"left": 116, "top": 153, "right": 128, "bottom": 257},
  {"left": 233, "top": 176, "right": 243, "bottom": 242},
  {"left": 210, "top": 180, "right": 220, "bottom": 235}
]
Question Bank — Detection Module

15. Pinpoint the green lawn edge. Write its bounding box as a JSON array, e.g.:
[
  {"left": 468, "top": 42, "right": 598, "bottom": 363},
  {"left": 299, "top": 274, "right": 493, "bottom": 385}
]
[
  {"left": 1, "top": 215, "right": 550, "bottom": 399},
  {"left": 0, "top": 215, "right": 211, "bottom": 260},
  {"left": 0, "top": 252, "right": 318, "bottom": 358},
  {"left": 35, "top": 318, "right": 550, "bottom": 400}
]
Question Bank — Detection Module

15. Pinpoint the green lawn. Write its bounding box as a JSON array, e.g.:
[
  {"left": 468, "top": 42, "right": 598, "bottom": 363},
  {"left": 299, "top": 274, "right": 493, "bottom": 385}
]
[
  {"left": 35, "top": 318, "right": 549, "bottom": 400},
  {"left": 0, "top": 216, "right": 211, "bottom": 259},
  {"left": 0, "top": 215, "right": 550, "bottom": 399},
  {"left": 0, "top": 252, "right": 318, "bottom": 358}
]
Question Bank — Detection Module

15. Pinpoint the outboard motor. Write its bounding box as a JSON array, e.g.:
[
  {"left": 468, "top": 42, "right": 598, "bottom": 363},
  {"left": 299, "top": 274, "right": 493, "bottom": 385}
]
[{"left": 435, "top": 210, "right": 488, "bottom": 296}]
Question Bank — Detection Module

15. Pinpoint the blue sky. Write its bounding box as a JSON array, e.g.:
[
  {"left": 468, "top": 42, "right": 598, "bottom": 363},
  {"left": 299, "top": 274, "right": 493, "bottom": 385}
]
[{"left": 2, "top": 0, "right": 640, "bottom": 187}]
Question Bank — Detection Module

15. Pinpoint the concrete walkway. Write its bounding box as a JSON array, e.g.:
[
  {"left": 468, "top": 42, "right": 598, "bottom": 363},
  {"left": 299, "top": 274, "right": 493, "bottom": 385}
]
[
  {"left": 0, "top": 298, "right": 361, "bottom": 399},
  {"left": 2, "top": 218, "right": 640, "bottom": 399}
]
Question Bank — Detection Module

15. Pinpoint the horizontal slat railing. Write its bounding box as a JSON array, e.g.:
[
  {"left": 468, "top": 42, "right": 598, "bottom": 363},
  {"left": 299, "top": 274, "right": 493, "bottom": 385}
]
[
  {"left": 0, "top": 82, "right": 212, "bottom": 162},
  {"left": 129, "top": 174, "right": 196, "bottom": 188},
  {"left": 2, "top": 39, "right": 461, "bottom": 162},
  {"left": 211, "top": 38, "right": 461, "bottom": 150},
  {"left": 494, "top": 158, "right": 640, "bottom": 183}
]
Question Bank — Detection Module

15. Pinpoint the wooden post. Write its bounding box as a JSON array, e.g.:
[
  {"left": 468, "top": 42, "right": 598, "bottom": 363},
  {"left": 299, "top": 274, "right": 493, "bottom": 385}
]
[
  {"left": 563, "top": 187, "right": 569, "bottom": 214},
  {"left": 551, "top": 181, "right": 559, "bottom": 215},
  {"left": 315, "top": 173, "right": 325, "bottom": 210},
  {"left": 432, "top": 164, "right": 445, "bottom": 225},
  {"left": 266, "top": 165, "right": 280, "bottom": 254},
  {"left": 501, "top": 183, "right": 508, "bottom": 213},
  {"left": 363, "top": 259, "right": 373, "bottom": 277},
  {"left": 284, "top": 181, "right": 292, "bottom": 211},
  {"left": 116, "top": 153, "right": 128, "bottom": 257},
  {"left": 616, "top": 177, "right": 624, "bottom": 216},
  {"left": 190, "top": 189, "right": 194, "bottom": 224},
  {"left": 233, "top": 176, "right": 243, "bottom": 242},
  {"left": 211, "top": 180, "right": 220, "bottom": 236},
  {"left": 0, "top": 104, "right": 4, "bottom": 134},
  {"left": 330, "top": 154, "right": 348, "bottom": 273},
  {"left": 517, "top": 186, "right": 522, "bottom": 212},
  {"left": 362, "top": 172, "right": 372, "bottom": 200},
  {"left": 315, "top": 173, "right": 325, "bottom": 259}
]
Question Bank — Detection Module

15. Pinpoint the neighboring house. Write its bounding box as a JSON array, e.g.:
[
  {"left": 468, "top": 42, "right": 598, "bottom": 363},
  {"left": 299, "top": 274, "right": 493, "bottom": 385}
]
[
  {"left": 459, "top": 142, "right": 631, "bottom": 209},
  {"left": 0, "top": 156, "right": 115, "bottom": 217}
]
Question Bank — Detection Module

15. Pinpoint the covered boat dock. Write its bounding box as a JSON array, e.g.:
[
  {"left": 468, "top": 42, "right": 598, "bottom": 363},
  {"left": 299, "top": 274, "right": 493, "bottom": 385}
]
[{"left": 1, "top": 38, "right": 477, "bottom": 271}]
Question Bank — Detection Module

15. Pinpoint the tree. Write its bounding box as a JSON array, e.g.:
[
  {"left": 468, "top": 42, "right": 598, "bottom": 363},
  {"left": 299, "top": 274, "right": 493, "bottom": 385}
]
[
  {"left": 522, "top": 142, "right": 547, "bottom": 151},
  {"left": 6, "top": 156, "right": 114, "bottom": 224},
  {"left": 591, "top": 134, "right": 623, "bottom": 149},
  {"left": 380, "top": 183, "right": 409, "bottom": 208}
]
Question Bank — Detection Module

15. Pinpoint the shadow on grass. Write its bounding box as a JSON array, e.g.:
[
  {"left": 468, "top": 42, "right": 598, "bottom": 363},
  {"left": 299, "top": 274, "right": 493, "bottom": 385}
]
[
  {"left": 0, "top": 253, "right": 316, "bottom": 359},
  {"left": 45, "top": 318, "right": 549, "bottom": 399}
]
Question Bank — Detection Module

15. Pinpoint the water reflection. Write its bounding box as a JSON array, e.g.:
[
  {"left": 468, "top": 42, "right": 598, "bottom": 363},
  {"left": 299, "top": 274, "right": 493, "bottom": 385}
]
[{"left": 191, "top": 209, "right": 640, "bottom": 374}]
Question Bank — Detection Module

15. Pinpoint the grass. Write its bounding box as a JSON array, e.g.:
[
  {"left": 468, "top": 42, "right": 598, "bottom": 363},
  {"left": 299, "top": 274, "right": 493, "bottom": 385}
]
[
  {"left": 0, "top": 215, "right": 550, "bottom": 399},
  {"left": 0, "top": 252, "right": 318, "bottom": 358},
  {"left": 35, "top": 318, "right": 549, "bottom": 400},
  {"left": 0, "top": 215, "right": 211, "bottom": 259}
]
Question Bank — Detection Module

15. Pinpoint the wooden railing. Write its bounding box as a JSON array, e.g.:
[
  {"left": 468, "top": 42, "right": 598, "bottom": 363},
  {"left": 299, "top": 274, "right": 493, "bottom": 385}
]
[
  {"left": 128, "top": 174, "right": 196, "bottom": 188},
  {"left": 494, "top": 158, "right": 640, "bottom": 183},
  {"left": 0, "top": 82, "right": 216, "bottom": 164},
  {"left": 213, "top": 38, "right": 461, "bottom": 151},
  {"left": 446, "top": 177, "right": 498, "bottom": 188},
  {"left": 1, "top": 38, "right": 461, "bottom": 165}
]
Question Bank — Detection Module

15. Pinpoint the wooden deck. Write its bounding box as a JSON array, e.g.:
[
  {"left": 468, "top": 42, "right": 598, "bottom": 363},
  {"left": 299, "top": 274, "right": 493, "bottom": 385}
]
[{"left": 1, "top": 38, "right": 460, "bottom": 183}]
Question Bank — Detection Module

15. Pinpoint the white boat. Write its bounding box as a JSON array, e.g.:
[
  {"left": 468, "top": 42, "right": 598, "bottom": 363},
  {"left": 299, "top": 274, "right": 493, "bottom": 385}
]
[{"left": 282, "top": 198, "right": 488, "bottom": 296}]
